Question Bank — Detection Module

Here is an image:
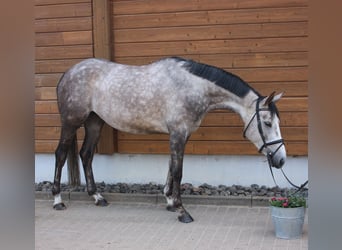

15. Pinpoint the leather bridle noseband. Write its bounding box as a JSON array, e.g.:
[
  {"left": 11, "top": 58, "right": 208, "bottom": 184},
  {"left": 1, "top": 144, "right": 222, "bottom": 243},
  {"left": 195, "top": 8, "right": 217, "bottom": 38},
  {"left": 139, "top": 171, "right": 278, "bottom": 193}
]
[{"left": 242, "top": 97, "right": 284, "bottom": 166}]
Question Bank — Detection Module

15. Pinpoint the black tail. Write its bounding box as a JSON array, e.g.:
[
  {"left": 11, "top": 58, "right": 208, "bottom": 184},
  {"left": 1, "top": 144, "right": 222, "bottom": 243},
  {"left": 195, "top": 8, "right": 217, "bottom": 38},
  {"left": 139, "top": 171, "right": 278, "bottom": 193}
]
[{"left": 67, "top": 134, "right": 80, "bottom": 186}]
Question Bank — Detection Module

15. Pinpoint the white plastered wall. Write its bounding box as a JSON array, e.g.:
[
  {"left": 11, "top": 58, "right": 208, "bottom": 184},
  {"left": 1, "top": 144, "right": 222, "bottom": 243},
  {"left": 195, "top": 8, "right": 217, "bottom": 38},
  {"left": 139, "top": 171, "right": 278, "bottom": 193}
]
[{"left": 35, "top": 154, "right": 308, "bottom": 188}]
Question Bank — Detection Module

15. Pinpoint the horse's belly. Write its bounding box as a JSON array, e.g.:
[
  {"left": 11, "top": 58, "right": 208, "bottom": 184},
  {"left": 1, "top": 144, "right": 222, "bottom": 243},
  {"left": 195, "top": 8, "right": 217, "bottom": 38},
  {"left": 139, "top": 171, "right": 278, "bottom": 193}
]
[{"left": 99, "top": 112, "right": 169, "bottom": 135}]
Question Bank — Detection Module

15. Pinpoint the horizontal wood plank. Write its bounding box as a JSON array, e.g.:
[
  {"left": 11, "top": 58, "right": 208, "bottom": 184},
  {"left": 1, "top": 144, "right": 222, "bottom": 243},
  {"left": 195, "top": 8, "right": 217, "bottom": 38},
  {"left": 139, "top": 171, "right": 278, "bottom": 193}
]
[
  {"left": 35, "top": 73, "right": 62, "bottom": 87},
  {"left": 35, "top": 126, "right": 85, "bottom": 140},
  {"left": 35, "top": 17, "right": 92, "bottom": 33},
  {"left": 113, "top": 7, "right": 308, "bottom": 29},
  {"left": 113, "top": 37, "right": 308, "bottom": 57},
  {"left": 35, "top": 140, "right": 83, "bottom": 153},
  {"left": 202, "top": 52, "right": 308, "bottom": 69},
  {"left": 229, "top": 67, "right": 308, "bottom": 82},
  {"left": 36, "top": 45, "right": 93, "bottom": 60},
  {"left": 35, "top": 30, "right": 92, "bottom": 46},
  {"left": 114, "top": 22, "right": 307, "bottom": 43},
  {"left": 35, "top": 114, "right": 61, "bottom": 126},
  {"left": 35, "top": 0, "right": 90, "bottom": 6},
  {"left": 113, "top": 0, "right": 308, "bottom": 15},
  {"left": 35, "top": 59, "right": 86, "bottom": 74},
  {"left": 249, "top": 82, "right": 307, "bottom": 97},
  {"left": 35, "top": 3, "right": 92, "bottom": 19},
  {"left": 36, "top": 87, "right": 56, "bottom": 100},
  {"left": 35, "top": 101, "right": 59, "bottom": 114},
  {"left": 276, "top": 97, "right": 307, "bottom": 111}
]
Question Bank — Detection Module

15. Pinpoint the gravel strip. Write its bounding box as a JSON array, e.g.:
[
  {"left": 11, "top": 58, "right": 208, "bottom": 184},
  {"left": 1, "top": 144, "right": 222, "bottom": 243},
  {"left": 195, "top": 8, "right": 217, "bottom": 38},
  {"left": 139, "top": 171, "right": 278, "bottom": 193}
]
[{"left": 35, "top": 181, "right": 308, "bottom": 198}]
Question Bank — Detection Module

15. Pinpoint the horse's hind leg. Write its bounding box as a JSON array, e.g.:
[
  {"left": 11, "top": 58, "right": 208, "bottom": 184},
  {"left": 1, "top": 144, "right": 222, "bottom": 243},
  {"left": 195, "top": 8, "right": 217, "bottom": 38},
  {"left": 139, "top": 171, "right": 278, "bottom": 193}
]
[
  {"left": 80, "top": 112, "right": 107, "bottom": 206},
  {"left": 52, "top": 125, "right": 78, "bottom": 210},
  {"left": 164, "top": 169, "right": 175, "bottom": 211},
  {"left": 164, "top": 132, "right": 194, "bottom": 223}
]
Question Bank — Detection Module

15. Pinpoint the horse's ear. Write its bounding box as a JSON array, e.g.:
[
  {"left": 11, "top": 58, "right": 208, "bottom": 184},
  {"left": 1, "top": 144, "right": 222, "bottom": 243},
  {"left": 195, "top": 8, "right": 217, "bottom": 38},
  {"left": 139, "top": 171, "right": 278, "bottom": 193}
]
[
  {"left": 262, "top": 92, "right": 283, "bottom": 106},
  {"left": 272, "top": 92, "right": 283, "bottom": 103}
]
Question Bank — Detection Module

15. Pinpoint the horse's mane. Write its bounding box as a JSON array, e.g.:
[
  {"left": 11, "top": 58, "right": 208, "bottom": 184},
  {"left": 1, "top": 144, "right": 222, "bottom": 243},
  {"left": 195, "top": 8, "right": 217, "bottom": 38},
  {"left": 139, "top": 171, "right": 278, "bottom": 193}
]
[
  {"left": 171, "top": 57, "right": 259, "bottom": 98},
  {"left": 168, "top": 57, "right": 279, "bottom": 118}
]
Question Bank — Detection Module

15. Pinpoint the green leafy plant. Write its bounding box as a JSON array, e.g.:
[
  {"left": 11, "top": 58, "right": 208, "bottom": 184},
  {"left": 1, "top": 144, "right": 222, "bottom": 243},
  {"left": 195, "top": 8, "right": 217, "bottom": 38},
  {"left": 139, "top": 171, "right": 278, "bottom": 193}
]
[{"left": 270, "top": 196, "right": 306, "bottom": 208}]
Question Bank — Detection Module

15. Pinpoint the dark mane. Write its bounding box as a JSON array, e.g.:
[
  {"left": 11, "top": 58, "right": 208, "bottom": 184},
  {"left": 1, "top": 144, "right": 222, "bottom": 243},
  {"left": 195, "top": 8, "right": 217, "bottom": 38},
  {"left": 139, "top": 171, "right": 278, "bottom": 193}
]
[{"left": 172, "top": 57, "right": 259, "bottom": 98}]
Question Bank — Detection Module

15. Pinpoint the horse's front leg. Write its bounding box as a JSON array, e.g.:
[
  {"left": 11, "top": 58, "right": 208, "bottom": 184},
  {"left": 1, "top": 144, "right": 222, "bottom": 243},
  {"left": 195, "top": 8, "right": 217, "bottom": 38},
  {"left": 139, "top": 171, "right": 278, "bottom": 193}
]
[{"left": 164, "top": 133, "right": 194, "bottom": 223}]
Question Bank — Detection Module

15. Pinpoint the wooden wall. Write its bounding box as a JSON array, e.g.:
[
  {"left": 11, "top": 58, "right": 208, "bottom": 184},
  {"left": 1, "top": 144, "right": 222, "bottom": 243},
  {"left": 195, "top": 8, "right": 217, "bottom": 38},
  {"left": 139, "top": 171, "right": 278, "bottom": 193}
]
[
  {"left": 35, "top": 0, "right": 93, "bottom": 152},
  {"left": 34, "top": 0, "right": 308, "bottom": 156},
  {"left": 111, "top": 0, "right": 308, "bottom": 156}
]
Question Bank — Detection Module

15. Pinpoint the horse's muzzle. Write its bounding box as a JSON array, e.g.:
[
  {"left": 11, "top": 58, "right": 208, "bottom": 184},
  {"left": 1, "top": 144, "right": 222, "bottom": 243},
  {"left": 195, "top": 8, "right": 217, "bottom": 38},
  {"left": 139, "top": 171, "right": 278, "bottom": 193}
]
[
  {"left": 276, "top": 158, "right": 285, "bottom": 169},
  {"left": 267, "top": 152, "right": 285, "bottom": 169}
]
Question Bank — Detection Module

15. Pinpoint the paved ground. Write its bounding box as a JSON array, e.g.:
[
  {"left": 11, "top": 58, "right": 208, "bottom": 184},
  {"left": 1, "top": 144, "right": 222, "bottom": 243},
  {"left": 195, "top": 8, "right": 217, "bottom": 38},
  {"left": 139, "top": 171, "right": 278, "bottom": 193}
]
[{"left": 35, "top": 199, "right": 308, "bottom": 250}]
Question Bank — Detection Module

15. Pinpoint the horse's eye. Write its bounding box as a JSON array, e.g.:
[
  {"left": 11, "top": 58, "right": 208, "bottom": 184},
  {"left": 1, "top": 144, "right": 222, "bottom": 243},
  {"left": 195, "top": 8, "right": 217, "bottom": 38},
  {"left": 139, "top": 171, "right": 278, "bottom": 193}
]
[{"left": 264, "top": 121, "right": 272, "bottom": 127}]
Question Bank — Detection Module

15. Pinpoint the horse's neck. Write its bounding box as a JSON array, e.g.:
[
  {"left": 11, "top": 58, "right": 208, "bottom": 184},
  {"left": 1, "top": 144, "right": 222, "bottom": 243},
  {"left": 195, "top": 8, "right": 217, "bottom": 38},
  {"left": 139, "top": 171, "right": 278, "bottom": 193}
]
[{"left": 208, "top": 89, "right": 259, "bottom": 124}]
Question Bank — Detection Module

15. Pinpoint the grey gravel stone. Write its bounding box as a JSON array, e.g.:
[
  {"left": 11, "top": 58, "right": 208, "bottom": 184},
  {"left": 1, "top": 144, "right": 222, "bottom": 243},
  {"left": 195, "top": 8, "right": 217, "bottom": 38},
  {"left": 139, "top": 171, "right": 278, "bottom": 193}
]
[{"left": 35, "top": 181, "right": 307, "bottom": 198}]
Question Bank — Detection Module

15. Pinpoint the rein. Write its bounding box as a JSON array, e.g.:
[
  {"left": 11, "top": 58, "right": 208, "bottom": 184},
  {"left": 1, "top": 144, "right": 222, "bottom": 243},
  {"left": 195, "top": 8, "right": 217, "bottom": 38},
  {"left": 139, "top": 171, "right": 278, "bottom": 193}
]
[
  {"left": 268, "top": 158, "right": 308, "bottom": 194},
  {"left": 242, "top": 97, "right": 308, "bottom": 194}
]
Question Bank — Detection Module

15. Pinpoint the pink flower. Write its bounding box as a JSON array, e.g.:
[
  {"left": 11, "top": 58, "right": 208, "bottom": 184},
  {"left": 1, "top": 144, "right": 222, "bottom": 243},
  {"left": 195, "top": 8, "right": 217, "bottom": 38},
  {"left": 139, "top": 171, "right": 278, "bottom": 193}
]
[{"left": 283, "top": 202, "right": 289, "bottom": 207}]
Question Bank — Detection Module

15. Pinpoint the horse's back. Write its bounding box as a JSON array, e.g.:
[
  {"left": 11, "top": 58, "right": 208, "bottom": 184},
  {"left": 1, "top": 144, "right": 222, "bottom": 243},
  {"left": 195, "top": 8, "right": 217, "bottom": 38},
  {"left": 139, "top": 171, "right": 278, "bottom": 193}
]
[
  {"left": 57, "top": 58, "right": 208, "bottom": 134},
  {"left": 88, "top": 59, "right": 182, "bottom": 133}
]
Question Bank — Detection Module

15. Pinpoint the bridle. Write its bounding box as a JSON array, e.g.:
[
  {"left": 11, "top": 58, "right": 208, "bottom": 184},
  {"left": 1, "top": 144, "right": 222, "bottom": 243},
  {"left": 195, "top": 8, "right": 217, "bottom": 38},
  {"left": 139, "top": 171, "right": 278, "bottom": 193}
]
[
  {"left": 242, "top": 97, "right": 308, "bottom": 194},
  {"left": 242, "top": 97, "right": 284, "bottom": 162}
]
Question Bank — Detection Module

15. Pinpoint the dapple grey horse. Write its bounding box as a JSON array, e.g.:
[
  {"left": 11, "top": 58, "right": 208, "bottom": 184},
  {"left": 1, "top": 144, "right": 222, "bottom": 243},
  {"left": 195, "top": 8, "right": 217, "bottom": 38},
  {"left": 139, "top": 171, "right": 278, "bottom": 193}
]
[{"left": 52, "top": 57, "right": 286, "bottom": 223}]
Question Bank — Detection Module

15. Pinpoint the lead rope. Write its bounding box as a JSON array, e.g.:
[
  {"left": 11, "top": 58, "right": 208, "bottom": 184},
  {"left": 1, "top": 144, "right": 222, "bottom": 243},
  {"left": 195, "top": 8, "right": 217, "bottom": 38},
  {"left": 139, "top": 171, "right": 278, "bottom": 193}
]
[
  {"left": 280, "top": 168, "right": 308, "bottom": 195},
  {"left": 268, "top": 159, "right": 308, "bottom": 195},
  {"left": 267, "top": 157, "right": 308, "bottom": 195}
]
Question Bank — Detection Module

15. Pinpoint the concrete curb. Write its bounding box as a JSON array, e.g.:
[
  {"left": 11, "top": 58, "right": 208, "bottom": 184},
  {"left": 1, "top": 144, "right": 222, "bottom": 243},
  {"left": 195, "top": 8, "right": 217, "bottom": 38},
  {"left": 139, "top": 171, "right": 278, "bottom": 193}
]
[{"left": 36, "top": 191, "right": 270, "bottom": 207}]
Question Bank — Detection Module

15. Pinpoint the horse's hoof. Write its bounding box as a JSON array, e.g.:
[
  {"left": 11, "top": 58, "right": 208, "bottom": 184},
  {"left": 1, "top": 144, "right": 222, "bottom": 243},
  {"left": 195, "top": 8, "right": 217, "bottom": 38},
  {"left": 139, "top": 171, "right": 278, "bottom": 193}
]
[
  {"left": 96, "top": 198, "right": 108, "bottom": 207},
  {"left": 53, "top": 203, "right": 66, "bottom": 210},
  {"left": 178, "top": 211, "right": 194, "bottom": 223},
  {"left": 166, "top": 205, "right": 177, "bottom": 212}
]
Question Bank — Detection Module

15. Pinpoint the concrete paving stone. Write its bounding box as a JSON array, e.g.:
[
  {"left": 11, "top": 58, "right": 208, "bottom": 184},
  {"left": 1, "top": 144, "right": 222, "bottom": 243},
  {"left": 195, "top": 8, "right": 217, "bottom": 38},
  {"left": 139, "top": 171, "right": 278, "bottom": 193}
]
[{"left": 35, "top": 200, "right": 307, "bottom": 250}]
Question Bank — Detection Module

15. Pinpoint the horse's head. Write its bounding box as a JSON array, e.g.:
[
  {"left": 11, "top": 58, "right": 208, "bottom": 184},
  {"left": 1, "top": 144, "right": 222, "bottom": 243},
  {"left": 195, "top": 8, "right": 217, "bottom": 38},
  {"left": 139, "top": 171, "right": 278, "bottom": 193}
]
[{"left": 243, "top": 92, "right": 286, "bottom": 169}]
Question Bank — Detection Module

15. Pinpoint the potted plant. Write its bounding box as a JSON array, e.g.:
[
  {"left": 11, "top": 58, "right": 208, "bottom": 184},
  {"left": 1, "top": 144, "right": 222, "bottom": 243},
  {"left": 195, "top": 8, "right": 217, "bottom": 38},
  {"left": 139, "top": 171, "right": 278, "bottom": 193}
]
[{"left": 269, "top": 196, "right": 307, "bottom": 239}]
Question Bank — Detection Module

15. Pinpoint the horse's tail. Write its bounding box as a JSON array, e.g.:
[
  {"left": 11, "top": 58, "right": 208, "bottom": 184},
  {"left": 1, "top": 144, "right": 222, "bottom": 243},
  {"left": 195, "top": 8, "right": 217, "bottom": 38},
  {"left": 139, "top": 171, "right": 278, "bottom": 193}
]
[{"left": 67, "top": 134, "right": 81, "bottom": 187}]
